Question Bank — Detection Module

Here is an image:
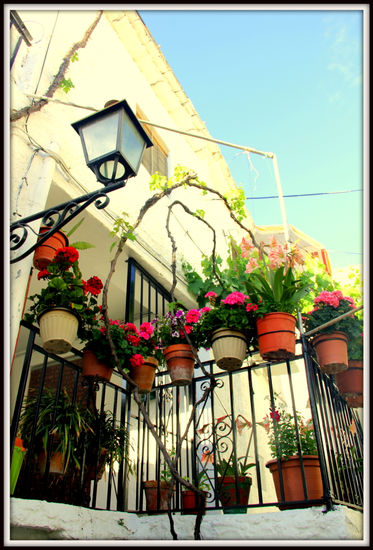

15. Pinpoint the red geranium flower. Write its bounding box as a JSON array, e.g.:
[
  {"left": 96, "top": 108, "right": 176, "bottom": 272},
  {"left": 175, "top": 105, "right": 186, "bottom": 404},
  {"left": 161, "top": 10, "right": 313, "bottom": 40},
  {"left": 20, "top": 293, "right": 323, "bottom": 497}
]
[
  {"left": 37, "top": 269, "right": 50, "bottom": 280},
  {"left": 83, "top": 276, "right": 103, "bottom": 296},
  {"left": 53, "top": 246, "right": 79, "bottom": 264}
]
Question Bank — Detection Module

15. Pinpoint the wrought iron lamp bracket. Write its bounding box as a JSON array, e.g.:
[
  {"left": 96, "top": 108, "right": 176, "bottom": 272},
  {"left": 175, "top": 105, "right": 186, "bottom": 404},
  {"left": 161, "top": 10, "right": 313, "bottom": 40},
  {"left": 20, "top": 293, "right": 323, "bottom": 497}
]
[{"left": 10, "top": 180, "right": 126, "bottom": 264}]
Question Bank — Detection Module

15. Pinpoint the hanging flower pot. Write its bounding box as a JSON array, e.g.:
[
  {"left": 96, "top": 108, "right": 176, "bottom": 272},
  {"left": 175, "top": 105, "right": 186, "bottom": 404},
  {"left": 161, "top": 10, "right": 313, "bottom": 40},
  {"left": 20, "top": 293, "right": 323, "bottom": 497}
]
[
  {"left": 33, "top": 227, "right": 69, "bottom": 271},
  {"left": 334, "top": 360, "right": 363, "bottom": 408},
  {"left": 312, "top": 331, "right": 349, "bottom": 374},
  {"left": 181, "top": 490, "right": 208, "bottom": 515},
  {"left": 211, "top": 328, "right": 247, "bottom": 371},
  {"left": 163, "top": 344, "right": 195, "bottom": 386},
  {"left": 217, "top": 475, "right": 252, "bottom": 513},
  {"left": 38, "top": 308, "right": 80, "bottom": 354},
  {"left": 143, "top": 480, "right": 174, "bottom": 512},
  {"left": 82, "top": 349, "right": 114, "bottom": 383},
  {"left": 10, "top": 438, "right": 26, "bottom": 495},
  {"left": 266, "top": 455, "right": 323, "bottom": 510},
  {"left": 256, "top": 312, "right": 297, "bottom": 362},
  {"left": 37, "top": 434, "right": 66, "bottom": 475},
  {"left": 130, "top": 356, "right": 158, "bottom": 394}
]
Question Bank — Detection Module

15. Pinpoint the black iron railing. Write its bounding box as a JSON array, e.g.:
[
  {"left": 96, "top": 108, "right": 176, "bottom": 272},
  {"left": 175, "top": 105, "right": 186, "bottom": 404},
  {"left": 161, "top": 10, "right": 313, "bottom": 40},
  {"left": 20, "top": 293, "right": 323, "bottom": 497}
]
[{"left": 10, "top": 320, "right": 363, "bottom": 513}]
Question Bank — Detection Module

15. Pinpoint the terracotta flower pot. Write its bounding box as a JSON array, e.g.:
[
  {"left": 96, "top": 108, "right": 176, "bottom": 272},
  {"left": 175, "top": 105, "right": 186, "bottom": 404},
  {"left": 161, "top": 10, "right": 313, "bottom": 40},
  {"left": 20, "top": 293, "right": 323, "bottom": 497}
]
[
  {"left": 38, "top": 308, "right": 79, "bottom": 354},
  {"left": 334, "top": 360, "right": 363, "bottom": 408},
  {"left": 143, "top": 480, "right": 174, "bottom": 512},
  {"left": 181, "top": 490, "right": 208, "bottom": 515},
  {"left": 256, "top": 312, "right": 297, "bottom": 362},
  {"left": 266, "top": 455, "right": 323, "bottom": 510},
  {"left": 37, "top": 448, "right": 65, "bottom": 475},
  {"left": 217, "top": 475, "right": 252, "bottom": 513},
  {"left": 130, "top": 356, "right": 158, "bottom": 393},
  {"left": 312, "top": 331, "right": 349, "bottom": 374},
  {"left": 82, "top": 349, "right": 114, "bottom": 382},
  {"left": 211, "top": 328, "right": 247, "bottom": 371},
  {"left": 33, "top": 227, "right": 69, "bottom": 271},
  {"left": 163, "top": 344, "right": 195, "bottom": 386}
]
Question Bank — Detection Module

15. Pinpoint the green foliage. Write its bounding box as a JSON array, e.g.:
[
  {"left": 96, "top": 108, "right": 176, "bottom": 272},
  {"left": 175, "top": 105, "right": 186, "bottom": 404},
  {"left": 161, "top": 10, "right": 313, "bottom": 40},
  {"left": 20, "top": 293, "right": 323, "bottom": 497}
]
[
  {"left": 263, "top": 396, "right": 318, "bottom": 460},
  {"left": 66, "top": 218, "right": 95, "bottom": 250},
  {"left": 215, "top": 454, "right": 256, "bottom": 478},
  {"left": 244, "top": 266, "right": 312, "bottom": 315},
  {"left": 82, "top": 410, "right": 133, "bottom": 474},
  {"left": 19, "top": 388, "right": 92, "bottom": 473},
  {"left": 223, "top": 186, "right": 246, "bottom": 222},
  {"left": 70, "top": 52, "right": 79, "bottom": 62},
  {"left": 59, "top": 78, "right": 75, "bottom": 93},
  {"left": 109, "top": 211, "right": 136, "bottom": 252},
  {"left": 152, "top": 303, "right": 210, "bottom": 350},
  {"left": 182, "top": 471, "right": 210, "bottom": 491}
]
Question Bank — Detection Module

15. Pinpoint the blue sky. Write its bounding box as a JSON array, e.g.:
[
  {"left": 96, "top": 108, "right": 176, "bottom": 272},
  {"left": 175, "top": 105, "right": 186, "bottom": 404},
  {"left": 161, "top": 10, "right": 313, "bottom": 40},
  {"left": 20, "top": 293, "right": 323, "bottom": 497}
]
[{"left": 139, "top": 8, "right": 365, "bottom": 271}]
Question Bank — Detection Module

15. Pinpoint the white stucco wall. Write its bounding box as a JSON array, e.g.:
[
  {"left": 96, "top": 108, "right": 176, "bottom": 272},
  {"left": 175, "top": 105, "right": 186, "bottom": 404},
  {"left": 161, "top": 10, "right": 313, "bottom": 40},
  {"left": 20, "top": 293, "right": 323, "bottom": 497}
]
[{"left": 8, "top": 498, "right": 364, "bottom": 542}]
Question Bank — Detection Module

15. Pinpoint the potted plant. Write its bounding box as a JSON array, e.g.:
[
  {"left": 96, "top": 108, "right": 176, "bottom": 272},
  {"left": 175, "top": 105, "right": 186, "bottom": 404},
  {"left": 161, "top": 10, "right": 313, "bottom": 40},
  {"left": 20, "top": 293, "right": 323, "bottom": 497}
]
[
  {"left": 239, "top": 235, "right": 312, "bottom": 362},
  {"left": 263, "top": 397, "right": 323, "bottom": 509},
  {"left": 200, "top": 413, "right": 255, "bottom": 513},
  {"left": 302, "top": 290, "right": 362, "bottom": 374},
  {"left": 335, "top": 329, "right": 363, "bottom": 407},
  {"left": 82, "top": 316, "right": 162, "bottom": 388},
  {"left": 81, "top": 409, "right": 133, "bottom": 481},
  {"left": 19, "top": 388, "right": 92, "bottom": 475},
  {"left": 24, "top": 246, "right": 102, "bottom": 354},
  {"left": 181, "top": 471, "right": 210, "bottom": 515},
  {"left": 152, "top": 304, "right": 210, "bottom": 385},
  {"left": 143, "top": 450, "right": 176, "bottom": 512},
  {"left": 215, "top": 453, "right": 255, "bottom": 514},
  {"left": 195, "top": 291, "right": 258, "bottom": 370}
]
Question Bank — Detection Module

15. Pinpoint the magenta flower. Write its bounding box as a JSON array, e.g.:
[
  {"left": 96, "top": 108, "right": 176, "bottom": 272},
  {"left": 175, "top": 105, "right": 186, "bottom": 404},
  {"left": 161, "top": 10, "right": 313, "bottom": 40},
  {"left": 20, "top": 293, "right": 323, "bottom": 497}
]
[
  {"left": 222, "top": 291, "right": 249, "bottom": 306},
  {"left": 185, "top": 309, "right": 201, "bottom": 324}
]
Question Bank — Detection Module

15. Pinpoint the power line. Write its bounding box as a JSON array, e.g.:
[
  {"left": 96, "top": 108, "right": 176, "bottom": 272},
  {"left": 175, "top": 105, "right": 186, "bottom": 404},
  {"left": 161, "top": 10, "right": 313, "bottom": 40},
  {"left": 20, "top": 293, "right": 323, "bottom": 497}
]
[{"left": 246, "top": 189, "right": 362, "bottom": 200}]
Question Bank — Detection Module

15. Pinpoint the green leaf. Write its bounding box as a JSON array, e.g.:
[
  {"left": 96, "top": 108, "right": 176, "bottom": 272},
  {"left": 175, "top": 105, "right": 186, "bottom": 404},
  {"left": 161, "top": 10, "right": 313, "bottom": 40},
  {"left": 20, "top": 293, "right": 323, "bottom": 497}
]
[{"left": 70, "top": 241, "right": 95, "bottom": 250}]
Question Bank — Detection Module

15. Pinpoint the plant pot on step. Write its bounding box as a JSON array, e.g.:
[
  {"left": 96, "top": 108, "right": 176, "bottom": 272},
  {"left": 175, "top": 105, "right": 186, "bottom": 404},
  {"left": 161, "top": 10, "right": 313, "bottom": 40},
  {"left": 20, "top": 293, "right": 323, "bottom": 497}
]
[
  {"left": 10, "top": 438, "right": 26, "bottom": 495},
  {"left": 82, "top": 349, "right": 114, "bottom": 383},
  {"left": 211, "top": 328, "right": 247, "bottom": 371},
  {"left": 256, "top": 312, "right": 297, "bottom": 362},
  {"left": 130, "top": 356, "right": 158, "bottom": 393},
  {"left": 334, "top": 359, "right": 363, "bottom": 408},
  {"left": 266, "top": 455, "right": 323, "bottom": 510},
  {"left": 312, "top": 331, "right": 349, "bottom": 374},
  {"left": 85, "top": 448, "right": 108, "bottom": 481},
  {"left": 143, "top": 480, "right": 174, "bottom": 512},
  {"left": 33, "top": 227, "right": 69, "bottom": 271},
  {"left": 37, "top": 435, "right": 66, "bottom": 475},
  {"left": 181, "top": 490, "right": 208, "bottom": 515},
  {"left": 217, "top": 475, "right": 252, "bottom": 513},
  {"left": 163, "top": 344, "right": 195, "bottom": 386},
  {"left": 38, "top": 308, "right": 80, "bottom": 354}
]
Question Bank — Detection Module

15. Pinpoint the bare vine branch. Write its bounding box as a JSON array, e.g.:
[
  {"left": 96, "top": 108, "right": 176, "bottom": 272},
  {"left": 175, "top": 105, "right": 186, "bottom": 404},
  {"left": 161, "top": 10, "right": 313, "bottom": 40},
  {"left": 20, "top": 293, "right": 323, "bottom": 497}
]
[
  {"left": 10, "top": 11, "right": 103, "bottom": 122},
  {"left": 100, "top": 170, "right": 259, "bottom": 539}
]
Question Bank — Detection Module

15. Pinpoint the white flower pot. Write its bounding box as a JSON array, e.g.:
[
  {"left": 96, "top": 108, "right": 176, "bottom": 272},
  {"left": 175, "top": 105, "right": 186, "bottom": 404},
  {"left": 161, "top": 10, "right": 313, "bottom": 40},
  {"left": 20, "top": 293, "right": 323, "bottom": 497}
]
[
  {"left": 39, "top": 308, "right": 79, "bottom": 354},
  {"left": 211, "top": 328, "right": 247, "bottom": 371}
]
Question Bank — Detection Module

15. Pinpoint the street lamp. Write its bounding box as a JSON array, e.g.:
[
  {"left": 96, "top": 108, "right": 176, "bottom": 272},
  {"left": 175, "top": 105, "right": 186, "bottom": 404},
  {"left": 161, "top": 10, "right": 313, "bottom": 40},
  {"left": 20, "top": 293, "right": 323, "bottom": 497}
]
[
  {"left": 71, "top": 99, "right": 153, "bottom": 185},
  {"left": 10, "top": 99, "right": 153, "bottom": 263}
]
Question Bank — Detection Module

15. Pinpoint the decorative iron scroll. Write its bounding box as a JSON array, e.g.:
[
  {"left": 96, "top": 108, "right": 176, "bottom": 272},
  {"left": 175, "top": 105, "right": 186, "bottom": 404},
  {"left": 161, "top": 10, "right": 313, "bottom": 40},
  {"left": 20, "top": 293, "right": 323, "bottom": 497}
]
[{"left": 10, "top": 180, "right": 125, "bottom": 264}]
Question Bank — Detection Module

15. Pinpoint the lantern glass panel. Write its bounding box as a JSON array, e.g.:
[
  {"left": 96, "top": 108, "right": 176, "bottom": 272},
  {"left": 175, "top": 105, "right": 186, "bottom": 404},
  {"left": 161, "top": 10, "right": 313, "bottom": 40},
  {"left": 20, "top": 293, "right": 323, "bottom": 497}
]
[
  {"left": 99, "top": 159, "right": 126, "bottom": 181},
  {"left": 120, "top": 111, "right": 146, "bottom": 173},
  {"left": 81, "top": 111, "right": 119, "bottom": 162}
]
